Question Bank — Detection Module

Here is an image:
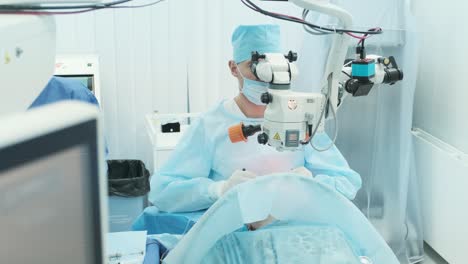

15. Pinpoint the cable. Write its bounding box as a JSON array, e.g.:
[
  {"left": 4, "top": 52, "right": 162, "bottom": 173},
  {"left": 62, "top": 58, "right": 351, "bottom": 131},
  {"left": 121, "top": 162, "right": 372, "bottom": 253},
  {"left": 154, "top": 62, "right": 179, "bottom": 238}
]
[
  {"left": 311, "top": 96, "right": 338, "bottom": 152},
  {"left": 302, "top": 9, "right": 332, "bottom": 36},
  {"left": 111, "top": 0, "right": 164, "bottom": 8},
  {"left": 0, "top": 0, "right": 131, "bottom": 10},
  {"left": 303, "top": 25, "right": 330, "bottom": 35},
  {"left": 358, "top": 27, "right": 381, "bottom": 44},
  {"left": 300, "top": 76, "right": 331, "bottom": 147},
  {"left": 0, "top": 8, "right": 96, "bottom": 15},
  {"left": 0, "top": 0, "right": 165, "bottom": 15},
  {"left": 301, "top": 71, "right": 339, "bottom": 152},
  {"left": 341, "top": 70, "right": 351, "bottom": 78},
  {"left": 302, "top": 10, "right": 329, "bottom": 33},
  {"left": 240, "top": 0, "right": 383, "bottom": 38}
]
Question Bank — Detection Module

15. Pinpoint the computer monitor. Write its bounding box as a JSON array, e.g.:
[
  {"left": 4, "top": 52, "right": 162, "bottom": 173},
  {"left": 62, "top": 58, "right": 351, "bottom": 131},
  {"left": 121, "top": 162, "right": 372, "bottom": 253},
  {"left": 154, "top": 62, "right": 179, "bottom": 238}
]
[
  {"left": 57, "top": 74, "right": 95, "bottom": 92},
  {"left": 0, "top": 102, "right": 107, "bottom": 264}
]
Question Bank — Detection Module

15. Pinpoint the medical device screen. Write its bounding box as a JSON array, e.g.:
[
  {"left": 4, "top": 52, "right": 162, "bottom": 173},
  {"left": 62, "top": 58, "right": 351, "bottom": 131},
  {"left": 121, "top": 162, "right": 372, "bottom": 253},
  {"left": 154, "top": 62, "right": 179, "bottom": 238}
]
[
  {"left": 56, "top": 74, "right": 95, "bottom": 94},
  {"left": 0, "top": 120, "right": 102, "bottom": 264}
]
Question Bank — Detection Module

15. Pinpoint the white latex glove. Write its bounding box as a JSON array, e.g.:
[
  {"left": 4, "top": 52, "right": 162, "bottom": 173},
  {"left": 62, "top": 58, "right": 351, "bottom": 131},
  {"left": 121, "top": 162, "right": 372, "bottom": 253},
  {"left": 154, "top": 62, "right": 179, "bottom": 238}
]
[
  {"left": 209, "top": 169, "right": 257, "bottom": 200},
  {"left": 291, "top": 166, "right": 313, "bottom": 177},
  {"left": 222, "top": 169, "right": 257, "bottom": 194}
]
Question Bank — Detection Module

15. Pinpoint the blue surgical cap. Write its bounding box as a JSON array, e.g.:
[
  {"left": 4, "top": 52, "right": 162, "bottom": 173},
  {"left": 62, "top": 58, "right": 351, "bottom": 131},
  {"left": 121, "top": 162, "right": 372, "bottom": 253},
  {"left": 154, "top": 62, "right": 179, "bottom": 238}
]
[{"left": 232, "top": 24, "right": 281, "bottom": 63}]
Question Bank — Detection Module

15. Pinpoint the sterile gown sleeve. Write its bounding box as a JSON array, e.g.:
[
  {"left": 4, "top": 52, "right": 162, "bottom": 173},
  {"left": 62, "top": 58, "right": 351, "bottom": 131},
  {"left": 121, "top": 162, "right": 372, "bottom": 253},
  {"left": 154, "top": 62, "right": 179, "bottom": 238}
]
[
  {"left": 304, "top": 133, "right": 362, "bottom": 200},
  {"left": 148, "top": 117, "right": 217, "bottom": 213}
]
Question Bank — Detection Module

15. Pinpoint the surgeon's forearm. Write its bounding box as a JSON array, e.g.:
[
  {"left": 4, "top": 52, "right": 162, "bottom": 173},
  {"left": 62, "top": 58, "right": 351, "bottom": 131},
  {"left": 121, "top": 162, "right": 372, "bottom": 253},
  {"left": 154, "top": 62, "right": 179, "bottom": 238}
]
[{"left": 149, "top": 177, "right": 217, "bottom": 213}]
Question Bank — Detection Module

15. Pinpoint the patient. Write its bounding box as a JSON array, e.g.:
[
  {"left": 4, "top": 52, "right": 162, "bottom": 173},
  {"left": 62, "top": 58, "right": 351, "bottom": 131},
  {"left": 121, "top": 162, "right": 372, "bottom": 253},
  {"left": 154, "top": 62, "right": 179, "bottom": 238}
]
[{"left": 148, "top": 24, "right": 361, "bottom": 217}]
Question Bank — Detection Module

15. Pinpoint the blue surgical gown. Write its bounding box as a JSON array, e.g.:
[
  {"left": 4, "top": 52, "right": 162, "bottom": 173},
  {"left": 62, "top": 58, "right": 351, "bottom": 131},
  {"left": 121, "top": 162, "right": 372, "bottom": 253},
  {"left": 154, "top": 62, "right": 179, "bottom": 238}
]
[
  {"left": 28, "top": 76, "right": 108, "bottom": 156},
  {"left": 29, "top": 76, "right": 99, "bottom": 109},
  {"left": 149, "top": 100, "right": 362, "bottom": 212}
]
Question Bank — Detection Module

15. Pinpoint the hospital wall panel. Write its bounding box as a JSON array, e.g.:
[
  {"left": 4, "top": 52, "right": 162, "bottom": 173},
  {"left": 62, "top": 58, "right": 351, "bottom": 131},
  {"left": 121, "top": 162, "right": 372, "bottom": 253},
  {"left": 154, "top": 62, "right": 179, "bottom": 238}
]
[{"left": 413, "top": 1, "right": 468, "bottom": 154}]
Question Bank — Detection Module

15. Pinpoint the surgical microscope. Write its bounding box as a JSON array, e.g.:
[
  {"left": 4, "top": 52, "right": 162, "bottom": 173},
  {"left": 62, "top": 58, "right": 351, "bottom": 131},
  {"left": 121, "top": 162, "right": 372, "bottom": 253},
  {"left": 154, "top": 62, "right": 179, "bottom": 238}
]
[{"left": 228, "top": 0, "right": 404, "bottom": 152}]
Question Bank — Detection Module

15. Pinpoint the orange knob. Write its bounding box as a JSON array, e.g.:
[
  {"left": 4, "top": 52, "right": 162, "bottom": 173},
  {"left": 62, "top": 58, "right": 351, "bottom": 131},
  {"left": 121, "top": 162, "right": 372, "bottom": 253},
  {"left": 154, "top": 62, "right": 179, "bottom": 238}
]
[{"left": 228, "top": 123, "right": 247, "bottom": 143}]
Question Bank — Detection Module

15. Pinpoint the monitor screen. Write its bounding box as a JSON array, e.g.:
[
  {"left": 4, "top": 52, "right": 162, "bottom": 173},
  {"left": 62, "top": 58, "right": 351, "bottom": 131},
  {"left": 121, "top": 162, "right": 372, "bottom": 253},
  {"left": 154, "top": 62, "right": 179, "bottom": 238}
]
[
  {"left": 0, "top": 120, "right": 102, "bottom": 264},
  {"left": 56, "top": 74, "right": 95, "bottom": 94}
]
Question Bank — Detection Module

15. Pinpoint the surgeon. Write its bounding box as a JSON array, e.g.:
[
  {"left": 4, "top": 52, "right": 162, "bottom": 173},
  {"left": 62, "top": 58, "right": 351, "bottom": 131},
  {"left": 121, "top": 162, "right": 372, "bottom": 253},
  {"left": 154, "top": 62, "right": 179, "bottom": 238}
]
[{"left": 149, "top": 24, "right": 362, "bottom": 213}]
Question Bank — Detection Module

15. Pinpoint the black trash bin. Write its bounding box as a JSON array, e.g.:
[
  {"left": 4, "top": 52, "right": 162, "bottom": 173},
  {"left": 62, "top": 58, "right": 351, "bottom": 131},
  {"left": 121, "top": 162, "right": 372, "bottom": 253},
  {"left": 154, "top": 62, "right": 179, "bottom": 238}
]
[{"left": 107, "top": 160, "right": 150, "bottom": 232}]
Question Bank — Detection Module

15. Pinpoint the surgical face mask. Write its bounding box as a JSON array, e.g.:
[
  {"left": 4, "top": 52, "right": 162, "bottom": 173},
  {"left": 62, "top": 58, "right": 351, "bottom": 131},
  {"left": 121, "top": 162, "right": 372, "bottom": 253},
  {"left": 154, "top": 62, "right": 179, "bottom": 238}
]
[{"left": 237, "top": 65, "right": 269, "bottom": 106}]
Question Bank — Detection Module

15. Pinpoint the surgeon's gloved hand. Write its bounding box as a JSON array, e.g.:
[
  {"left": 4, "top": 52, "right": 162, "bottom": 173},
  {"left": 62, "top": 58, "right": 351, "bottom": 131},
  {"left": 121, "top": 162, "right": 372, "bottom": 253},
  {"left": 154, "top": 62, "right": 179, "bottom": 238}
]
[
  {"left": 291, "top": 166, "right": 313, "bottom": 177},
  {"left": 209, "top": 169, "right": 257, "bottom": 200}
]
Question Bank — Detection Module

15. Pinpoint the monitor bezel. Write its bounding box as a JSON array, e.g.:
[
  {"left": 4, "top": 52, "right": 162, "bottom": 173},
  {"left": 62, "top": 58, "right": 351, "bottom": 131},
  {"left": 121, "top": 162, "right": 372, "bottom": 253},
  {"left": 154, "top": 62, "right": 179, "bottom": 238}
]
[{"left": 0, "top": 119, "right": 103, "bottom": 264}]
